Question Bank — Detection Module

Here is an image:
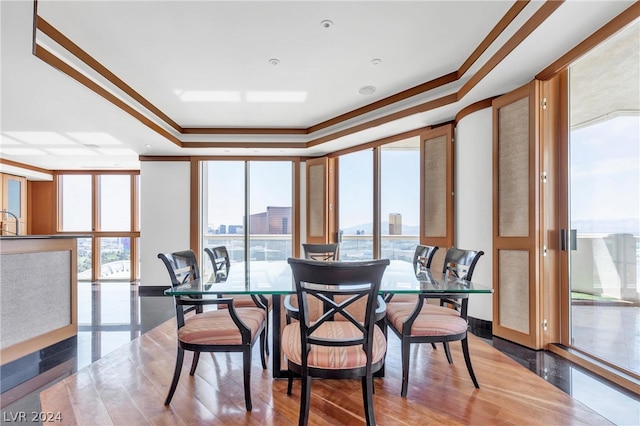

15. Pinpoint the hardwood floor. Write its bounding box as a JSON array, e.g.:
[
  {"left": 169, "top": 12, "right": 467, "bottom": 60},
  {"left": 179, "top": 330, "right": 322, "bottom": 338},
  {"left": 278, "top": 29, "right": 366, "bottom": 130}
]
[{"left": 40, "top": 319, "right": 612, "bottom": 425}]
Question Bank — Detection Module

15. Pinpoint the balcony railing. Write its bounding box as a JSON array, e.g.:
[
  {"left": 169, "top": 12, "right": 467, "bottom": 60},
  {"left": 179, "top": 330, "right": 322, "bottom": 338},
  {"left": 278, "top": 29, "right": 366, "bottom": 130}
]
[{"left": 203, "top": 234, "right": 420, "bottom": 262}]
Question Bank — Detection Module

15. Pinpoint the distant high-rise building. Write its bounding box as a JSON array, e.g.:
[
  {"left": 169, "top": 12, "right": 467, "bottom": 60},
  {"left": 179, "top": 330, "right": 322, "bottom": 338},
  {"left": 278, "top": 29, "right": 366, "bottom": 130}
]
[
  {"left": 389, "top": 213, "right": 402, "bottom": 235},
  {"left": 219, "top": 224, "right": 226, "bottom": 234},
  {"left": 228, "top": 225, "right": 243, "bottom": 234},
  {"left": 249, "top": 206, "right": 292, "bottom": 234}
]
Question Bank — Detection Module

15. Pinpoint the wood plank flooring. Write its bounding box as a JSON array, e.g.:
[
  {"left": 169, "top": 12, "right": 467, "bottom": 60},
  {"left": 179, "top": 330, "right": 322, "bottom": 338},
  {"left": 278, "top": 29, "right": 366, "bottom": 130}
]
[{"left": 40, "top": 319, "right": 612, "bottom": 425}]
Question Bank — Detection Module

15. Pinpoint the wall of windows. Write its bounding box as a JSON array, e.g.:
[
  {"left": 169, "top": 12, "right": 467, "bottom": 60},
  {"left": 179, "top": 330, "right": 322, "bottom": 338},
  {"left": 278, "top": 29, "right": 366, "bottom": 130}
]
[
  {"left": 58, "top": 172, "right": 140, "bottom": 282},
  {"left": 338, "top": 150, "right": 373, "bottom": 260},
  {"left": 380, "top": 139, "right": 420, "bottom": 260},
  {"left": 565, "top": 20, "right": 639, "bottom": 376},
  {"left": 336, "top": 137, "right": 420, "bottom": 261},
  {"left": 201, "top": 160, "right": 293, "bottom": 271}
]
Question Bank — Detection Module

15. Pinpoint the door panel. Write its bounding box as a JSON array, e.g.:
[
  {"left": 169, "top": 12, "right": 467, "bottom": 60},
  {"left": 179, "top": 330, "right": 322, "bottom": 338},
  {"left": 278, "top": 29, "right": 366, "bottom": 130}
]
[
  {"left": 420, "top": 125, "right": 454, "bottom": 270},
  {"left": 1, "top": 173, "right": 26, "bottom": 236},
  {"left": 305, "top": 157, "right": 336, "bottom": 244},
  {"left": 559, "top": 21, "right": 639, "bottom": 378},
  {"left": 492, "top": 82, "right": 543, "bottom": 349}
]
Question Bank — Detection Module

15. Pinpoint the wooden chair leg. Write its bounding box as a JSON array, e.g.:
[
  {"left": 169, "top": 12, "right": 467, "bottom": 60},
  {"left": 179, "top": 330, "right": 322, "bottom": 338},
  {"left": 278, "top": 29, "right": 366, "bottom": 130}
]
[
  {"left": 287, "top": 369, "right": 294, "bottom": 395},
  {"left": 165, "top": 347, "right": 185, "bottom": 405},
  {"left": 260, "top": 329, "right": 267, "bottom": 370},
  {"left": 264, "top": 308, "right": 270, "bottom": 356},
  {"left": 299, "top": 374, "right": 312, "bottom": 426},
  {"left": 461, "top": 337, "right": 479, "bottom": 388},
  {"left": 362, "top": 374, "right": 376, "bottom": 426},
  {"left": 443, "top": 342, "right": 453, "bottom": 364},
  {"left": 401, "top": 336, "right": 411, "bottom": 397},
  {"left": 189, "top": 351, "right": 200, "bottom": 375},
  {"left": 243, "top": 347, "right": 253, "bottom": 411}
]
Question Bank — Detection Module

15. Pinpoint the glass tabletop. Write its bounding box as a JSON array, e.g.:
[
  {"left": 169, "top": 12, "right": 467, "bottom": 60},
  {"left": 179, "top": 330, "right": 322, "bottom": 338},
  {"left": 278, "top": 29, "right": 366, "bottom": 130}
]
[{"left": 164, "top": 260, "right": 493, "bottom": 296}]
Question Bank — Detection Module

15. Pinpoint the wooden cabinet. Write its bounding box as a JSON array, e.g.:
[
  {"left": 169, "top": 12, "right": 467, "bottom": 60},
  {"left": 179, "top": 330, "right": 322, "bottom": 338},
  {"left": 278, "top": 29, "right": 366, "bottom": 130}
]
[{"left": 1, "top": 173, "right": 27, "bottom": 235}]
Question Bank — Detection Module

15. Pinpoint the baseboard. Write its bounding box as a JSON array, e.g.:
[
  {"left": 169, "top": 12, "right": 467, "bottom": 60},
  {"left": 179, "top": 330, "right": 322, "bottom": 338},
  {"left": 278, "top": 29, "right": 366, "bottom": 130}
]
[
  {"left": 468, "top": 316, "right": 492, "bottom": 339},
  {"left": 139, "top": 286, "right": 169, "bottom": 296}
]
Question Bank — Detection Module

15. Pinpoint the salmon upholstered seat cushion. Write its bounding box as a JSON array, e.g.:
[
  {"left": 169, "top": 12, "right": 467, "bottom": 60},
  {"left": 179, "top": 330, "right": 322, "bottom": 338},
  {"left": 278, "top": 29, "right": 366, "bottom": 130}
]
[
  {"left": 386, "top": 303, "right": 467, "bottom": 337},
  {"left": 219, "top": 294, "right": 273, "bottom": 309},
  {"left": 386, "top": 300, "right": 459, "bottom": 316},
  {"left": 281, "top": 322, "right": 387, "bottom": 369},
  {"left": 387, "top": 293, "right": 420, "bottom": 303},
  {"left": 178, "top": 307, "right": 266, "bottom": 345}
]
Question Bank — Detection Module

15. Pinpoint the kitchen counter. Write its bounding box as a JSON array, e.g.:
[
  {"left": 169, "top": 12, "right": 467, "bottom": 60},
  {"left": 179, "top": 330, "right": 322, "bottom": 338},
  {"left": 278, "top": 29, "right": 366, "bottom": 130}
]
[{"left": 0, "top": 235, "right": 79, "bottom": 365}]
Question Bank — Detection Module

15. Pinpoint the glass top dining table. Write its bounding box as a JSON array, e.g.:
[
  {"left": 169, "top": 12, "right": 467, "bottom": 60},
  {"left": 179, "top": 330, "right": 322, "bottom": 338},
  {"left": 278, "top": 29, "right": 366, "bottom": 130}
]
[
  {"left": 164, "top": 259, "right": 493, "bottom": 296},
  {"left": 163, "top": 259, "right": 492, "bottom": 378}
]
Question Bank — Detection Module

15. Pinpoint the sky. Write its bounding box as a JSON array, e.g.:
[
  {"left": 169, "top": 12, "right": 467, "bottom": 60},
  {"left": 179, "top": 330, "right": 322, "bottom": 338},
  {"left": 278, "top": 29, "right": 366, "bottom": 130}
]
[
  {"left": 205, "top": 145, "right": 421, "bottom": 233},
  {"left": 206, "top": 161, "right": 292, "bottom": 228},
  {"left": 570, "top": 115, "right": 639, "bottom": 231}
]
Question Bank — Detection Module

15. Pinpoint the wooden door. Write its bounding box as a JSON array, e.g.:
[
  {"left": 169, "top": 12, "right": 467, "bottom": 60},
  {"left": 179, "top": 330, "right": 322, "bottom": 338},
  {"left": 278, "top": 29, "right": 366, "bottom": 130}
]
[
  {"left": 305, "top": 157, "right": 336, "bottom": 244},
  {"left": 420, "top": 124, "right": 454, "bottom": 270},
  {"left": 492, "top": 81, "right": 544, "bottom": 349},
  {"left": 1, "top": 173, "right": 27, "bottom": 235}
]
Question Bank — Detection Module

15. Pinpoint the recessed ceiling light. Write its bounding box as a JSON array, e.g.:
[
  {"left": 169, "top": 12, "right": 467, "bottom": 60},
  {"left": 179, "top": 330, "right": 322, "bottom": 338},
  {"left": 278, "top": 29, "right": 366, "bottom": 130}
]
[
  {"left": 246, "top": 91, "right": 307, "bottom": 103},
  {"left": 0, "top": 134, "right": 23, "bottom": 145},
  {"left": 0, "top": 147, "right": 47, "bottom": 155},
  {"left": 176, "top": 90, "right": 240, "bottom": 102},
  {"left": 67, "top": 132, "right": 122, "bottom": 145},
  {"left": 371, "top": 58, "right": 382, "bottom": 65},
  {"left": 320, "top": 20, "right": 333, "bottom": 29},
  {"left": 358, "top": 85, "right": 376, "bottom": 95},
  {"left": 46, "top": 148, "right": 98, "bottom": 156},
  {"left": 268, "top": 58, "right": 280, "bottom": 66},
  {"left": 145, "top": 144, "right": 152, "bottom": 148},
  {"left": 5, "top": 131, "right": 75, "bottom": 145}
]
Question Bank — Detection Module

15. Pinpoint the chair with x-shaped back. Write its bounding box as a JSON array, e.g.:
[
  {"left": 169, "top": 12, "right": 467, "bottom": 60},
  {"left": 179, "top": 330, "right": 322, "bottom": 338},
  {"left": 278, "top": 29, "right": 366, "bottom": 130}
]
[
  {"left": 282, "top": 257, "right": 390, "bottom": 425},
  {"left": 158, "top": 249, "right": 267, "bottom": 411},
  {"left": 385, "top": 247, "right": 484, "bottom": 397}
]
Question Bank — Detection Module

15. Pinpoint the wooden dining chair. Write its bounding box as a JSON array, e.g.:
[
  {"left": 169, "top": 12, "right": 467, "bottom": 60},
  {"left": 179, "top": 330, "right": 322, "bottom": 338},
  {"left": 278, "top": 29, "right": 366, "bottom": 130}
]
[
  {"left": 284, "top": 242, "right": 340, "bottom": 326},
  {"left": 204, "top": 246, "right": 272, "bottom": 356},
  {"left": 385, "top": 247, "right": 484, "bottom": 397},
  {"left": 301, "top": 242, "right": 339, "bottom": 261},
  {"left": 205, "top": 245, "right": 231, "bottom": 278},
  {"left": 384, "top": 244, "right": 439, "bottom": 303},
  {"left": 158, "top": 250, "right": 267, "bottom": 411},
  {"left": 282, "top": 258, "right": 390, "bottom": 426}
]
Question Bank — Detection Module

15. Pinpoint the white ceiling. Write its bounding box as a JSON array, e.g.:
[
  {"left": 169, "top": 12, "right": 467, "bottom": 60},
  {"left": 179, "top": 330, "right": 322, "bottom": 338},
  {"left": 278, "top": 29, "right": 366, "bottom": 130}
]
[{"left": 0, "top": 0, "right": 635, "bottom": 177}]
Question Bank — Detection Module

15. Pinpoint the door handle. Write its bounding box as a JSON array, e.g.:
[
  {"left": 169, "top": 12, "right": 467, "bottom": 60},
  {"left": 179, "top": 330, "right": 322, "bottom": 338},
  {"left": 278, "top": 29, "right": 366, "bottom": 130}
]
[{"left": 561, "top": 229, "right": 577, "bottom": 251}]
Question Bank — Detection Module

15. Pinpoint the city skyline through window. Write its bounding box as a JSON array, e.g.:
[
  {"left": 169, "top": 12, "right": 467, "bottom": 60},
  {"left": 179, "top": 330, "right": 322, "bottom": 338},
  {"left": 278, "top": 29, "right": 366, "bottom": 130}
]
[{"left": 202, "top": 160, "right": 292, "bottom": 264}]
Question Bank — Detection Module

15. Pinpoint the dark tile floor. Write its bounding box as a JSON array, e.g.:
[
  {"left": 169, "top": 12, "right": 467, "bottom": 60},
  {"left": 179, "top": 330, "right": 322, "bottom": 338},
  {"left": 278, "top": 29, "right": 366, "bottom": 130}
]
[{"left": 1, "top": 282, "right": 638, "bottom": 425}]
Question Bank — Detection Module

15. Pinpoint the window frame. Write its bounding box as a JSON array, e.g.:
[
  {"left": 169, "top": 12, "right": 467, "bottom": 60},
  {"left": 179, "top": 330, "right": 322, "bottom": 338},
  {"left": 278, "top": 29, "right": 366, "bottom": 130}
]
[{"left": 55, "top": 170, "right": 140, "bottom": 282}]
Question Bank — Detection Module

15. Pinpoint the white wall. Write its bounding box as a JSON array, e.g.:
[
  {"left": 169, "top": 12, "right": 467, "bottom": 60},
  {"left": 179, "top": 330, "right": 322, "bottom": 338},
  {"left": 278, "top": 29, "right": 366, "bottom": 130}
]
[
  {"left": 139, "top": 161, "right": 191, "bottom": 287},
  {"left": 455, "top": 107, "right": 494, "bottom": 321}
]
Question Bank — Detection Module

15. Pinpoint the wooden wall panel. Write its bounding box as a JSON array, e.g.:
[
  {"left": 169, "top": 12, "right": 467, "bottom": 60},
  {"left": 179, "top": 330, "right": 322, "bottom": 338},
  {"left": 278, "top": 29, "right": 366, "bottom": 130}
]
[
  {"left": 420, "top": 124, "right": 454, "bottom": 250},
  {"left": 28, "top": 180, "right": 56, "bottom": 235}
]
